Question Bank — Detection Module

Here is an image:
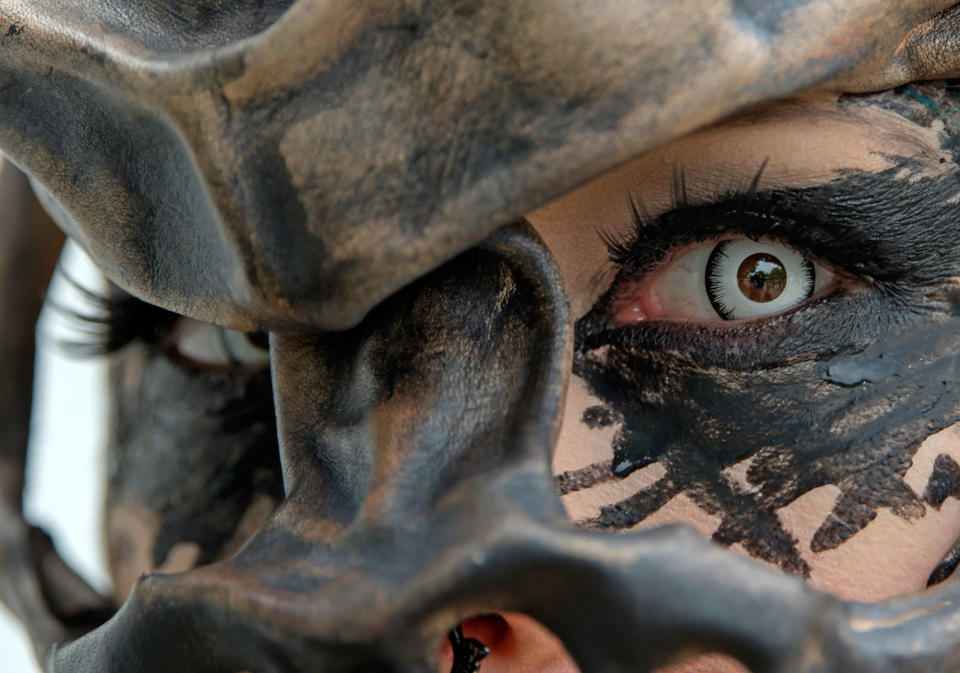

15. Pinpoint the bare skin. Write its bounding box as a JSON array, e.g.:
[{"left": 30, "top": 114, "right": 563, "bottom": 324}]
[
  {"left": 538, "top": 90, "right": 960, "bottom": 599},
  {"left": 438, "top": 91, "right": 960, "bottom": 673}
]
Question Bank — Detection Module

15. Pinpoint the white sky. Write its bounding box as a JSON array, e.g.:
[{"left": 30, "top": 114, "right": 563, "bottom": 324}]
[{"left": 0, "top": 244, "right": 110, "bottom": 673}]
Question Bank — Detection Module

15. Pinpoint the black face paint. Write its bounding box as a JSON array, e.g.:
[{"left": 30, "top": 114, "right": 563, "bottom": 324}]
[
  {"left": 924, "top": 454, "right": 960, "bottom": 508},
  {"left": 581, "top": 405, "right": 615, "bottom": 429},
  {"left": 925, "top": 455, "right": 960, "bottom": 585},
  {"left": 563, "top": 164, "right": 960, "bottom": 576}
]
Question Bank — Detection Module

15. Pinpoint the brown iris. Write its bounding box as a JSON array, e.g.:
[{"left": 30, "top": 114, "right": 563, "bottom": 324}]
[{"left": 737, "top": 253, "right": 787, "bottom": 302}]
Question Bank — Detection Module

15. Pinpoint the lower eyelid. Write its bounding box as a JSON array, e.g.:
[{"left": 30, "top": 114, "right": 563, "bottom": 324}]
[
  {"left": 608, "top": 274, "right": 848, "bottom": 329},
  {"left": 576, "top": 284, "right": 881, "bottom": 372}
]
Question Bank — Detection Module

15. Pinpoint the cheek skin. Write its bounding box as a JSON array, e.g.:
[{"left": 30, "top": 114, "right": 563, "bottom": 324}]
[{"left": 553, "top": 375, "right": 960, "bottom": 603}]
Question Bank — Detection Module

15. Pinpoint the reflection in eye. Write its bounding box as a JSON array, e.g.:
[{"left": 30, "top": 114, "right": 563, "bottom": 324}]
[
  {"left": 611, "top": 237, "right": 836, "bottom": 325},
  {"left": 172, "top": 317, "right": 270, "bottom": 368}
]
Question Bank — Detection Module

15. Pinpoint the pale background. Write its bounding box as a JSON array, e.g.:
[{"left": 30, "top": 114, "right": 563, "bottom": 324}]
[{"left": 0, "top": 244, "right": 111, "bottom": 673}]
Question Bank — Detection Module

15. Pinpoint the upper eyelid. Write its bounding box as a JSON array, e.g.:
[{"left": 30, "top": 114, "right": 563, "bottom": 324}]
[
  {"left": 605, "top": 163, "right": 960, "bottom": 298},
  {"left": 611, "top": 233, "right": 828, "bottom": 281},
  {"left": 601, "top": 198, "right": 830, "bottom": 282},
  {"left": 572, "top": 163, "right": 960, "bottom": 370}
]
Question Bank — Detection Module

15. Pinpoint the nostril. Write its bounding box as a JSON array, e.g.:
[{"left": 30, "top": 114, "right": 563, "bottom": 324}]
[
  {"left": 460, "top": 613, "right": 509, "bottom": 649},
  {"left": 438, "top": 612, "right": 581, "bottom": 673}
]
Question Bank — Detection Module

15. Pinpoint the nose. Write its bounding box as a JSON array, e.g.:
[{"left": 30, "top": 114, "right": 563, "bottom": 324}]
[
  {"left": 268, "top": 223, "right": 573, "bottom": 531},
  {"left": 56, "top": 223, "right": 578, "bottom": 672}
]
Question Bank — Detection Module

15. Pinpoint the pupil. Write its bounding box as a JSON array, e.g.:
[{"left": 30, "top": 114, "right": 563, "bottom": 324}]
[{"left": 736, "top": 253, "right": 786, "bottom": 303}]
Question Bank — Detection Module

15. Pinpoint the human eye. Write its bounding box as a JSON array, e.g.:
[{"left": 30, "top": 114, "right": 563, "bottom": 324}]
[
  {"left": 55, "top": 269, "right": 270, "bottom": 371},
  {"left": 545, "top": 133, "right": 960, "bottom": 586},
  {"left": 607, "top": 235, "right": 838, "bottom": 325},
  {"left": 572, "top": 168, "right": 945, "bottom": 371}
]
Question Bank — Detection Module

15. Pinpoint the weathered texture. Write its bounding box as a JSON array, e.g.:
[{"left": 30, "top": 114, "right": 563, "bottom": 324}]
[
  {"left": 3, "top": 2, "right": 960, "bottom": 673},
  {"left": 3, "top": 1, "right": 960, "bottom": 332}
]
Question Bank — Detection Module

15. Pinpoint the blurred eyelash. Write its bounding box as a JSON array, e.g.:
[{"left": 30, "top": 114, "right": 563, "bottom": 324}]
[{"left": 49, "top": 268, "right": 178, "bottom": 357}]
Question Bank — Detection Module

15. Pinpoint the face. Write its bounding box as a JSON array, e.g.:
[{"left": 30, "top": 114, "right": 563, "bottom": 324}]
[
  {"left": 518, "top": 88, "right": 960, "bottom": 672},
  {"left": 10, "top": 3, "right": 960, "bottom": 673},
  {"left": 95, "top": 87, "right": 960, "bottom": 673},
  {"left": 536, "top": 88, "right": 960, "bottom": 594}
]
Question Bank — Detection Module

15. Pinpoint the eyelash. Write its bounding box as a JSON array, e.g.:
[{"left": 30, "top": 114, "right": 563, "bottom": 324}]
[
  {"left": 52, "top": 270, "right": 269, "bottom": 370},
  {"left": 575, "top": 181, "right": 915, "bottom": 370},
  {"left": 604, "top": 181, "right": 861, "bottom": 284},
  {"left": 52, "top": 270, "right": 179, "bottom": 357}
]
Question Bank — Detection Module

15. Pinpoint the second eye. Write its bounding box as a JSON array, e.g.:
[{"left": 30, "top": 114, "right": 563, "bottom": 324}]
[
  {"left": 611, "top": 238, "right": 834, "bottom": 324},
  {"left": 169, "top": 317, "right": 271, "bottom": 369}
]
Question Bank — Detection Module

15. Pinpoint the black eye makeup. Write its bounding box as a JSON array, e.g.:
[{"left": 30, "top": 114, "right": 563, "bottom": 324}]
[
  {"left": 50, "top": 265, "right": 283, "bottom": 581},
  {"left": 560, "top": 158, "right": 960, "bottom": 576},
  {"left": 575, "top": 162, "right": 960, "bottom": 370}
]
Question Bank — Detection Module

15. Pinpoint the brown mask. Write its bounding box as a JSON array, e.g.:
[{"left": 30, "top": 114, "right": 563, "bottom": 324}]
[{"left": 4, "top": 2, "right": 960, "bottom": 672}]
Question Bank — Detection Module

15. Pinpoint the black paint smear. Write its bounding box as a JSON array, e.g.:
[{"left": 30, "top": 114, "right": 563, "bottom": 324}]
[
  {"left": 591, "top": 477, "right": 679, "bottom": 529},
  {"left": 568, "top": 166, "right": 960, "bottom": 576},
  {"left": 556, "top": 461, "right": 615, "bottom": 496},
  {"left": 582, "top": 405, "right": 614, "bottom": 428},
  {"left": 923, "top": 454, "right": 960, "bottom": 585},
  {"left": 928, "top": 535, "right": 960, "bottom": 586},
  {"left": 923, "top": 453, "right": 960, "bottom": 508}
]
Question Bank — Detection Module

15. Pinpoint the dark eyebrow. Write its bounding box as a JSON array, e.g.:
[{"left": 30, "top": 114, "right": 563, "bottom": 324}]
[{"left": 609, "top": 160, "right": 960, "bottom": 300}]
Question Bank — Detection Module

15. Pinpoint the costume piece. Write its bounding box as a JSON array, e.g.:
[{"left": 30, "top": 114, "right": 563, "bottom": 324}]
[
  {"left": 3, "top": 2, "right": 960, "bottom": 672},
  {"left": 3, "top": 0, "right": 960, "bottom": 332}
]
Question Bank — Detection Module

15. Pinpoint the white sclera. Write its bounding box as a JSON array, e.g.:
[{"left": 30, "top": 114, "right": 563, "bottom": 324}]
[
  {"left": 706, "top": 239, "right": 815, "bottom": 320},
  {"left": 175, "top": 318, "right": 270, "bottom": 366},
  {"left": 647, "top": 238, "right": 832, "bottom": 321},
  {"left": 220, "top": 328, "right": 271, "bottom": 365},
  {"left": 650, "top": 244, "right": 717, "bottom": 318}
]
